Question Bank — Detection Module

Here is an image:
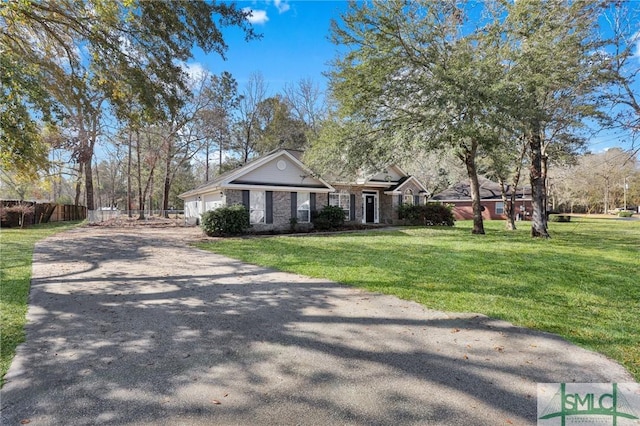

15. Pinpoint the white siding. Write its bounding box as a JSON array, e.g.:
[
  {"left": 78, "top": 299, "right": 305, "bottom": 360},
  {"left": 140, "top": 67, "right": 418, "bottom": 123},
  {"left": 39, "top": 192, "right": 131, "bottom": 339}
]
[
  {"left": 203, "top": 192, "right": 225, "bottom": 212},
  {"left": 369, "top": 167, "right": 405, "bottom": 182},
  {"left": 233, "top": 156, "right": 324, "bottom": 187},
  {"left": 184, "top": 192, "right": 225, "bottom": 219},
  {"left": 184, "top": 196, "right": 199, "bottom": 219}
]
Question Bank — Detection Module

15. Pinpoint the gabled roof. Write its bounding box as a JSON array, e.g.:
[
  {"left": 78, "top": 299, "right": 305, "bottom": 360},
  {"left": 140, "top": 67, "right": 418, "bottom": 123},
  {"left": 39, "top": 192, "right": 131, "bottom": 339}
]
[
  {"left": 383, "top": 175, "right": 430, "bottom": 195},
  {"left": 178, "top": 149, "right": 334, "bottom": 199},
  {"left": 430, "top": 178, "right": 531, "bottom": 201}
]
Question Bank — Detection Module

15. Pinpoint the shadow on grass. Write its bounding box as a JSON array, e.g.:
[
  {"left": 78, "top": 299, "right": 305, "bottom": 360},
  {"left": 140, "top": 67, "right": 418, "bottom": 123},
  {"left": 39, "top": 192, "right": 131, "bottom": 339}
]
[{"left": 1, "top": 228, "right": 634, "bottom": 425}]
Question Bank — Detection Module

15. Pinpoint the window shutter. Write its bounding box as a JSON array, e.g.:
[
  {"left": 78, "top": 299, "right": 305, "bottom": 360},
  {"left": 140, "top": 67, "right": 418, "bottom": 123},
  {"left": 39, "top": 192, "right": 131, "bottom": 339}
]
[
  {"left": 291, "top": 192, "right": 297, "bottom": 219},
  {"left": 310, "top": 193, "right": 316, "bottom": 212},
  {"left": 350, "top": 194, "right": 356, "bottom": 221},
  {"left": 242, "top": 190, "right": 250, "bottom": 210},
  {"left": 414, "top": 195, "right": 420, "bottom": 205},
  {"left": 398, "top": 194, "right": 403, "bottom": 205},
  {"left": 266, "top": 191, "right": 273, "bottom": 224}
]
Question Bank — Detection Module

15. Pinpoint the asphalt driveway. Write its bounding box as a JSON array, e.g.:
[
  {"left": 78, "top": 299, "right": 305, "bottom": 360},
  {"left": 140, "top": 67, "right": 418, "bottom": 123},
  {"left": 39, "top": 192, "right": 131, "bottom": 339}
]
[{"left": 0, "top": 226, "right": 635, "bottom": 425}]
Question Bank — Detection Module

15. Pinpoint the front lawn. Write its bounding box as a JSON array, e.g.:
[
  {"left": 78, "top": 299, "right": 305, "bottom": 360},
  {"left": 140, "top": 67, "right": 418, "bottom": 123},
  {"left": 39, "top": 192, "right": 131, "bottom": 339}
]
[
  {"left": 0, "top": 221, "right": 82, "bottom": 386},
  {"left": 195, "top": 218, "right": 640, "bottom": 381}
]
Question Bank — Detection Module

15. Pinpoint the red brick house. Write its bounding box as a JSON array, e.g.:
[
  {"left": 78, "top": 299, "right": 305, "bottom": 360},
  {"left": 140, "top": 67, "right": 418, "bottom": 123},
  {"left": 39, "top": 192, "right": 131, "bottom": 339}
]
[{"left": 430, "top": 178, "right": 532, "bottom": 221}]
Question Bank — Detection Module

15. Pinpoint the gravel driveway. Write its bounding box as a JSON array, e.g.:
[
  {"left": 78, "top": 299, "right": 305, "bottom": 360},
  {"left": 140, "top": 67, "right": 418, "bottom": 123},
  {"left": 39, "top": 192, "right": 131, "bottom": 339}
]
[{"left": 0, "top": 226, "right": 635, "bottom": 425}]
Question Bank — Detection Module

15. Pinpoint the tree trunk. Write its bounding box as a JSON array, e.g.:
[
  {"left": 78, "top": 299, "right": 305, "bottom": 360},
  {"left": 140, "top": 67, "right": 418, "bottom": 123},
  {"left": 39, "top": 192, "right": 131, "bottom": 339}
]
[
  {"left": 83, "top": 158, "right": 95, "bottom": 210},
  {"left": 528, "top": 129, "right": 550, "bottom": 238},
  {"left": 499, "top": 177, "right": 516, "bottom": 230},
  {"left": 127, "top": 129, "right": 132, "bottom": 218},
  {"left": 162, "top": 139, "right": 172, "bottom": 217},
  {"left": 463, "top": 140, "right": 485, "bottom": 235},
  {"left": 74, "top": 162, "right": 83, "bottom": 207},
  {"left": 205, "top": 142, "right": 210, "bottom": 182},
  {"left": 136, "top": 129, "right": 145, "bottom": 220}
]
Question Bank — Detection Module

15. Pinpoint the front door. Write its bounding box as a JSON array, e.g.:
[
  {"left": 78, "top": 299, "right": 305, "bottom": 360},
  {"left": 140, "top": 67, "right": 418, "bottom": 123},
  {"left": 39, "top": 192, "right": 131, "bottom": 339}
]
[{"left": 365, "top": 195, "right": 375, "bottom": 223}]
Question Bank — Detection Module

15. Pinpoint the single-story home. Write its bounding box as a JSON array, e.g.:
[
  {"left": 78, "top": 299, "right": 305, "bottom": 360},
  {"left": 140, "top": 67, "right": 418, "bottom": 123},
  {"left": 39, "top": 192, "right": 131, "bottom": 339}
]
[
  {"left": 430, "top": 178, "right": 532, "bottom": 221},
  {"left": 178, "top": 149, "right": 429, "bottom": 231}
]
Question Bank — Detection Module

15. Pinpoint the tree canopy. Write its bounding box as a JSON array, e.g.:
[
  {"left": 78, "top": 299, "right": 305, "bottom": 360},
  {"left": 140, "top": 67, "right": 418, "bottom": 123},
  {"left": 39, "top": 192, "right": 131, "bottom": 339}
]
[
  {"left": 0, "top": 0, "right": 257, "bottom": 177},
  {"left": 315, "top": 0, "right": 611, "bottom": 237}
]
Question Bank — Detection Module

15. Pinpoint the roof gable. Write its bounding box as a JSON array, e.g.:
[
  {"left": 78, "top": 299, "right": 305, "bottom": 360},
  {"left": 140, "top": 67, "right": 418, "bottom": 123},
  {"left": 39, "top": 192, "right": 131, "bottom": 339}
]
[
  {"left": 359, "top": 165, "right": 407, "bottom": 184},
  {"left": 230, "top": 151, "right": 329, "bottom": 188}
]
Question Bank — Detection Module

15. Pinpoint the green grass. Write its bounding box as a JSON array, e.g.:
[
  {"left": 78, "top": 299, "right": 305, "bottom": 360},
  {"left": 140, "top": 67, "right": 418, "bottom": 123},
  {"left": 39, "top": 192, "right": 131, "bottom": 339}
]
[
  {"left": 0, "top": 221, "right": 82, "bottom": 386},
  {"left": 195, "top": 218, "right": 640, "bottom": 381}
]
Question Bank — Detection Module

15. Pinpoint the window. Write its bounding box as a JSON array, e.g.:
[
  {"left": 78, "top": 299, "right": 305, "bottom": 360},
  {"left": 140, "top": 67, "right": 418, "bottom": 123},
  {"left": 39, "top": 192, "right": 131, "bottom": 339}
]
[
  {"left": 404, "top": 189, "right": 414, "bottom": 205},
  {"left": 329, "top": 191, "right": 350, "bottom": 219},
  {"left": 250, "top": 191, "right": 265, "bottom": 224},
  {"left": 496, "top": 202, "right": 504, "bottom": 215},
  {"left": 297, "top": 192, "right": 310, "bottom": 222}
]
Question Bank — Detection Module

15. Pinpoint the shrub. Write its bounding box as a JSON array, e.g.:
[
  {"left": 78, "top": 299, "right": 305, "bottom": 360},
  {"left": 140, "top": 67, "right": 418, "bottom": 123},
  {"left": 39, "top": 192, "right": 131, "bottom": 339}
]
[
  {"left": 312, "top": 205, "right": 345, "bottom": 231},
  {"left": 618, "top": 211, "right": 634, "bottom": 218},
  {"left": 398, "top": 203, "right": 455, "bottom": 227},
  {"left": 549, "top": 214, "right": 571, "bottom": 222},
  {"left": 201, "top": 205, "right": 250, "bottom": 236}
]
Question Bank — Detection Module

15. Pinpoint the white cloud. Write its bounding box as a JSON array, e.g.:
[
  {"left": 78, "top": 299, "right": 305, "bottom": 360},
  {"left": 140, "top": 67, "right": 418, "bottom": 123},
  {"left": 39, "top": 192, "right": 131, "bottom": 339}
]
[
  {"left": 179, "top": 62, "right": 208, "bottom": 83},
  {"left": 274, "top": 0, "right": 290, "bottom": 14},
  {"left": 243, "top": 7, "right": 269, "bottom": 25}
]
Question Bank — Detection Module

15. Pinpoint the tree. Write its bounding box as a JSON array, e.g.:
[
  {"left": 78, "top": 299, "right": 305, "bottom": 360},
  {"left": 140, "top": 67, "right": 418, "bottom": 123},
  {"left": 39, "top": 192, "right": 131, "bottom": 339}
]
[
  {"left": 0, "top": 53, "right": 55, "bottom": 177},
  {"left": 324, "top": 0, "right": 507, "bottom": 234},
  {"left": 603, "top": 2, "right": 640, "bottom": 155},
  {"left": 254, "top": 96, "right": 308, "bottom": 155},
  {"left": 1, "top": 0, "right": 257, "bottom": 206},
  {"left": 500, "top": 0, "right": 608, "bottom": 237},
  {"left": 283, "top": 78, "right": 327, "bottom": 138},
  {"left": 233, "top": 73, "right": 268, "bottom": 163},
  {"left": 199, "top": 71, "right": 242, "bottom": 180},
  {"left": 485, "top": 134, "right": 528, "bottom": 230}
]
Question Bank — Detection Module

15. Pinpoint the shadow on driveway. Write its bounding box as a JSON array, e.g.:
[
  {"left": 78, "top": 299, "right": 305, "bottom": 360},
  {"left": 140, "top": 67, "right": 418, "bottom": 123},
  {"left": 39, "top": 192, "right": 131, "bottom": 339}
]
[{"left": 0, "top": 227, "right": 634, "bottom": 425}]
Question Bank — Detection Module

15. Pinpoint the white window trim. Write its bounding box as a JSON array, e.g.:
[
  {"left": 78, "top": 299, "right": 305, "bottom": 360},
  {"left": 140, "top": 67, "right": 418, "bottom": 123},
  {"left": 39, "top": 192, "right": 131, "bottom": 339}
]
[
  {"left": 404, "top": 189, "right": 414, "bottom": 205},
  {"left": 250, "top": 191, "right": 265, "bottom": 224},
  {"left": 330, "top": 191, "right": 350, "bottom": 219},
  {"left": 297, "top": 192, "right": 310, "bottom": 223},
  {"left": 496, "top": 202, "right": 505, "bottom": 215}
]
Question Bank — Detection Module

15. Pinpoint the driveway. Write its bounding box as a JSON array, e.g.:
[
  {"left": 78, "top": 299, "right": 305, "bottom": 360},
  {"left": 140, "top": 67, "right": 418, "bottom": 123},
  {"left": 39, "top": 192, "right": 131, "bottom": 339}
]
[{"left": 0, "top": 226, "right": 635, "bottom": 425}]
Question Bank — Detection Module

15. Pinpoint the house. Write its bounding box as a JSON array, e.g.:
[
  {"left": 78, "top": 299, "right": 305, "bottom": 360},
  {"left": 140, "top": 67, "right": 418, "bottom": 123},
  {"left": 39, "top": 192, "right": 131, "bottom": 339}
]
[
  {"left": 178, "top": 149, "right": 429, "bottom": 231},
  {"left": 430, "top": 178, "right": 532, "bottom": 221}
]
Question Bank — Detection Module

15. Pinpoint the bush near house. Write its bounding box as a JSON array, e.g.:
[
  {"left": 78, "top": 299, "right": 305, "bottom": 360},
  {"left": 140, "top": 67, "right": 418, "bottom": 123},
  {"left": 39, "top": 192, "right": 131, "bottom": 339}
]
[
  {"left": 201, "top": 205, "right": 250, "bottom": 236},
  {"left": 398, "top": 203, "right": 455, "bottom": 226},
  {"left": 312, "top": 205, "right": 345, "bottom": 231}
]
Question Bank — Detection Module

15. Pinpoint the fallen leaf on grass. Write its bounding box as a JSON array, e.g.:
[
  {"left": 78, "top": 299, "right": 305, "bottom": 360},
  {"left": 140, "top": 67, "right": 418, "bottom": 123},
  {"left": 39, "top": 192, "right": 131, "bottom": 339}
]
[
  {"left": 451, "top": 328, "right": 460, "bottom": 333},
  {"left": 212, "top": 399, "right": 222, "bottom": 405},
  {"left": 20, "top": 420, "right": 31, "bottom": 424}
]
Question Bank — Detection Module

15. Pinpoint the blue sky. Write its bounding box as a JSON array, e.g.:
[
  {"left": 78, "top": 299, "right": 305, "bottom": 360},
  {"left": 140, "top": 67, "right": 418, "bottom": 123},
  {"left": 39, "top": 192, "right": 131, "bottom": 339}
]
[
  {"left": 190, "top": 1, "right": 347, "bottom": 94},
  {"left": 185, "top": 0, "right": 637, "bottom": 153}
]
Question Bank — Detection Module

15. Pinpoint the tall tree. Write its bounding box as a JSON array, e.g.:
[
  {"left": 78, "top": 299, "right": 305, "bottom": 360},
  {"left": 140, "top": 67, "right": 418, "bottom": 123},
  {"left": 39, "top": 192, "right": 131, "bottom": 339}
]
[
  {"left": 1, "top": 0, "right": 257, "bottom": 206},
  {"left": 233, "top": 73, "right": 267, "bottom": 163},
  {"left": 324, "top": 0, "right": 507, "bottom": 234},
  {"left": 199, "top": 71, "right": 242, "bottom": 180},
  {"left": 604, "top": 2, "right": 640, "bottom": 155},
  {"left": 283, "top": 78, "right": 326, "bottom": 138},
  {"left": 254, "top": 96, "right": 308, "bottom": 155},
  {"left": 501, "top": 0, "right": 608, "bottom": 237}
]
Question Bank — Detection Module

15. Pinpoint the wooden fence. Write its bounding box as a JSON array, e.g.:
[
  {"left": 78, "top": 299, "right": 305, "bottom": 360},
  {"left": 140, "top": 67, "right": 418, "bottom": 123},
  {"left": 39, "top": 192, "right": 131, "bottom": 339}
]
[{"left": 0, "top": 200, "right": 87, "bottom": 227}]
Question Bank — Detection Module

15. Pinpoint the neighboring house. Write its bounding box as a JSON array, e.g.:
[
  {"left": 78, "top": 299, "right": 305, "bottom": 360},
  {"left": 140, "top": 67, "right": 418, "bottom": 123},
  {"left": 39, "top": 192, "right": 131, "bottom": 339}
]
[
  {"left": 178, "top": 149, "right": 429, "bottom": 231},
  {"left": 430, "top": 178, "right": 532, "bottom": 221}
]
